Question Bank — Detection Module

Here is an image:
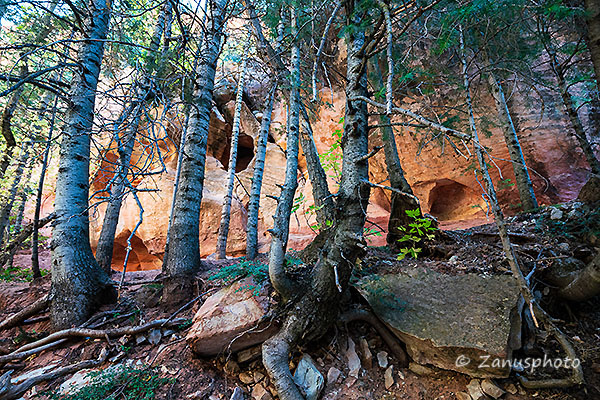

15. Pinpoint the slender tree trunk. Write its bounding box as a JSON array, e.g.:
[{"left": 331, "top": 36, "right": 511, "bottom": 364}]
[
  {"left": 268, "top": 7, "right": 301, "bottom": 301},
  {"left": 552, "top": 58, "right": 600, "bottom": 174},
  {"left": 216, "top": 41, "right": 250, "bottom": 259},
  {"left": 487, "top": 71, "right": 538, "bottom": 210},
  {"left": 95, "top": 2, "right": 171, "bottom": 273},
  {"left": 162, "top": 0, "right": 227, "bottom": 306},
  {"left": 0, "top": 63, "right": 26, "bottom": 179},
  {"left": 299, "top": 104, "right": 335, "bottom": 226},
  {"left": 246, "top": 82, "right": 277, "bottom": 260},
  {"left": 263, "top": 4, "right": 371, "bottom": 397},
  {"left": 371, "top": 58, "right": 419, "bottom": 246},
  {"left": 50, "top": 0, "right": 115, "bottom": 330},
  {"left": 585, "top": 0, "right": 600, "bottom": 90},
  {"left": 6, "top": 165, "right": 31, "bottom": 268},
  {"left": 32, "top": 97, "right": 58, "bottom": 279},
  {"left": 0, "top": 141, "right": 32, "bottom": 245}
]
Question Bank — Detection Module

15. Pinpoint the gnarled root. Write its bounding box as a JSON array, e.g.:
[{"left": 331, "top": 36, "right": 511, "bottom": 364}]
[
  {"left": 340, "top": 307, "right": 408, "bottom": 367},
  {"left": 262, "top": 320, "right": 304, "bottom": 400},
  {"left": 557, "top": 252, "right": 600, "bottom": 302},
  {"left": 0, "top": 294, "right": 50, "bottom": 331}
]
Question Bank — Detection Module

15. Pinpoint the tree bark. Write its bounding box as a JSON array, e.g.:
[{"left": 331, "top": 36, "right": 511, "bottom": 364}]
[
  {"left": 371, "top": 58, "right": 419, "bottom": 246},
  {"left": 50, "top": 0, "right": 115, "bottom": 330},
  {"left": 263, "top": 3, "right": 371, "bottom": 397},
  {"left": 267, "top": 6, "right": 301, "bottom": 301},
  {"left": 0, "top": 141, "right": 31, "bottom": 245},
  {"left": 216, "top": 39, "right": 250, "bottom": 259},
  {"left": 487, "top": 71, "right": 538, "bottom": 210},
  {"left": 552, "top": 58, "right": 600, "bottom": 174},
  {"left": 585, "top": 0, "right": 600, "bottom": 90},
  {"left": 0, "top": 63, "right": 26, "bottom": 179},
  {"left": 162, "top": 0, "right": 227, "bottom": 305},
  {"left": 95, "top": 1, "right": 172, "bottom": 273},
  {"left": 246, "top": 81, "right": 277, "bottom": 260}
]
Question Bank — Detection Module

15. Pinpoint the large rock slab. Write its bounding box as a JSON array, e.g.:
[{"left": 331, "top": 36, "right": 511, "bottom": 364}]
[
  {"left": 186, "top": 278, "right": 278, "bottom": 357},
  {"left": 355, "top": 269, "right": 521, "bottom": 377}
]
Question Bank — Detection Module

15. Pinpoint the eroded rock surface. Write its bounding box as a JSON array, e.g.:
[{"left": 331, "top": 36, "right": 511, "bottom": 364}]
[
  {"left": 186, "top": 278, "right": 278, "bottom": 357},
  {"left": 355, "top": 269, "right": 521, "bottom": 377}
]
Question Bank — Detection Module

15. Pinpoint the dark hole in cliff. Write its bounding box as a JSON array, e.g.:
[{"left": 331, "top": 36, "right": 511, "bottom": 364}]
[
  {"left": 428, "top": 179, "right": 481, "bottom": 221},
  {"left": 221, "top": 132, "right": 255, "bottom": 172}
]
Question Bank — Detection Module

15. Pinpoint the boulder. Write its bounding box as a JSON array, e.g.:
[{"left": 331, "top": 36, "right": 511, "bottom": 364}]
[
  {"left": 355, "top": 269, "right": 521, "bottom": 378},
  {"left": 186, "top": 278, "right": 278, "bottom": 357}
]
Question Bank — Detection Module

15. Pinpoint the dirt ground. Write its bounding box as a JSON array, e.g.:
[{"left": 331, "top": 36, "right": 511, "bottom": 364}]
[{"left": 0, "top": 202, "right": 598, "bottom": 400}]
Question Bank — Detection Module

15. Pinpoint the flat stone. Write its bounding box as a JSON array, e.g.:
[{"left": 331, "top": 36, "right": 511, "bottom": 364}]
[
  {"left": 230, "top": 387, "right": 245, "bottom": 400},
  {"left": 358, "top": 337, "right": 373, "bottom": 369},
  {"left": 384, "top": 366, "right": 394, "bottom": 390},
  {"left": 239, "top": 372, "right": 254, "bottom": 385},
  {"left": 505, "top": 383, "right": 517, "bottom": 394},
  {"left": 376, "top": 351, "right": 388, "bottom": 368},
  {"left": 550, "top": 208, "right": 563, "bottom": 220},
  {"left": 224, "top": 360, "right": 241, "bottom": 375},
  {"left": 355, "top": 269, "right": 521, "bottom": 377},
  {"left": 237, "top": 345, "right": 262, "bottom": 364},
  {"left": 148, "top": 329, "right": 162, "bottom": 345},
  {"left": 481, "top": 379, "right": 505, "bottom": 399},
  {"left": 345, "top": 338, "right": 361, "bottom": 378},
  {"left": 467, "top": 379, "right": 486, "bottom": 400},
  {"left": 186, "top": 278, "right": 278, "bottom": 356},
  {"left": 253, "top": 371, "right": 265, "bottom": 383},
  {"left": 456, "top": 392, "right": 472, "bottom": 400},
  {"left": 326, "top": 367, "right": 342, "bottom": 385},
  {"left": 251, "top": 383, "right": 272, "bottom": 400},
  {"left": 292, "top": 354, "right": 324, "bottom": 400}
]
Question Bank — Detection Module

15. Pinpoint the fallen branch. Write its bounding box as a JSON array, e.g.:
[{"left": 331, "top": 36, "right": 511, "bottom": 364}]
[
  {"left": 0, "top": 294, "right": 50, "bottom": 331},
  {"left": 469, "top": 231, "right": 536, "bottom": 241},
  {"left": 0, "top": 349, "right": 108, "bottom": 400}
]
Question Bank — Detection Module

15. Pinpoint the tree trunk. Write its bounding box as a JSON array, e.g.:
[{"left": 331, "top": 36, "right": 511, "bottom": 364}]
[
  {"left": 585, "top": 0, "right": 600, "bottom": 90},
  {"left": 95, "top": 1, "right": 171, "bottom": 273},
  {"left": 487, "top": 71, "right": 538, "bottom": 210},
  {"left": 552, "top": 58, "right": 600, "bottom": 174},
  {"left": 299, "top": 104, "right": 335, "bottom": 227},
  {"left": 0, "top": 141, "right": 31, "bottom": 245},
  {"left": 0, "top": 63, "right": 26, "bottom": 179},
  {"left": 371, "top": 58, "right": 419, "bottom": 246},
  {"left": 246, "top": 81, "right": 277, "bottom": 260},
  {"left": 6, "top": 165, "right": 31, "bottom": 268},
  {"left": 162, "top": 0, "right": 227, "bottom": 306},
  {"left": 267, "top": 7, "right": 301, "bottom": 301},
  {"left": 50, "top": 0, "right": 115, "bottom": 330},
  {"left": 216, "top": 40, "right": 250, "bottom": 259},
  {"left": 262, "top": 3, "right": 371, "bottom": 397}
]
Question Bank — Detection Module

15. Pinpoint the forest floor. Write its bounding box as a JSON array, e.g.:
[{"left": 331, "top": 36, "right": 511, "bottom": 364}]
[{"left": 0, "top": 201, "right": 599, "bottom": 400}]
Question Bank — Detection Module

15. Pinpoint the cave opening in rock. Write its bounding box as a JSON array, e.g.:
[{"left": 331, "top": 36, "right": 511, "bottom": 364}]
[
  {"left": 219, "top": 132, "right": 255, "bottom": 172},
  {"left": 428, "top": 179, "right": 481, "bottom": 221}
]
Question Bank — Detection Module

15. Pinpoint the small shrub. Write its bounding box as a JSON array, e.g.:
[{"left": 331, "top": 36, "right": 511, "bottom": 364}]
[
  {"left": 0, "top": 266, "right": 47, "bottom": 282},
  {"left": 396, "top": 208, "right": 437, "bottom": 260},
  {"left": 46, "top": 364, "right": 172, "bottom": 400}
]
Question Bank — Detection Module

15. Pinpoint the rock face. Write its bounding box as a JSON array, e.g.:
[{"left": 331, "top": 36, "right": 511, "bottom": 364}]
[
  {"left": 186, "top": 277, "right": 278, "bottom": 357},
  {"left": 355, "top": 269, "right": 522, "bottom": 378},
  {"left": 80, "top": 59, "right": 596, "bottom": 270}
]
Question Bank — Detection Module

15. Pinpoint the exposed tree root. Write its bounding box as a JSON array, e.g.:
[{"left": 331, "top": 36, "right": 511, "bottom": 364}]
[
  {"left": 557, "top": 252, "right": 600, "bottom": 302},
  {"left": 340, "top": 307, "right": 408, "bottom": 367},
  {"left": 0, "top": 348, "right": 108, "bottom": 400},
  {"left": 0, "top": 318, "right": 189, "bottom": 365},
  {"left": 0, "top": 294, "right": 50, "bottom": 331}
]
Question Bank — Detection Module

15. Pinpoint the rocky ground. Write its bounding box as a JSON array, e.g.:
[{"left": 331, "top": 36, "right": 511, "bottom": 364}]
[{"left": 0, "top": 201, "right": 598, "bottom": 400}]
